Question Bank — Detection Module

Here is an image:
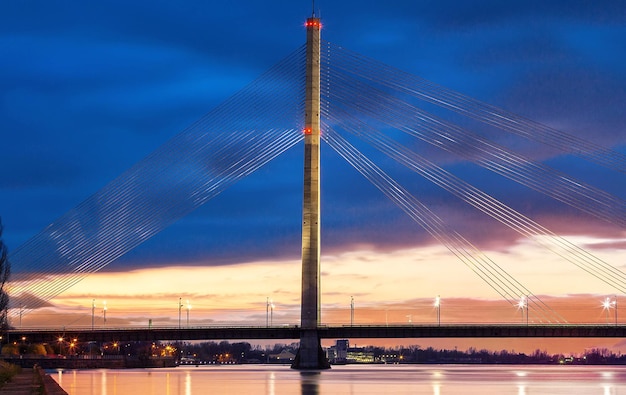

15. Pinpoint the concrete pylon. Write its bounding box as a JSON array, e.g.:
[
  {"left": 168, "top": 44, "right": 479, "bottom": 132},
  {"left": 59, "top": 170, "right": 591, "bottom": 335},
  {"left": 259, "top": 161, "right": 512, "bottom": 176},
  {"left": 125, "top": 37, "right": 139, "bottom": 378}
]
[{"left": 292, "top": 16, "right": 330, "bottom": 370}]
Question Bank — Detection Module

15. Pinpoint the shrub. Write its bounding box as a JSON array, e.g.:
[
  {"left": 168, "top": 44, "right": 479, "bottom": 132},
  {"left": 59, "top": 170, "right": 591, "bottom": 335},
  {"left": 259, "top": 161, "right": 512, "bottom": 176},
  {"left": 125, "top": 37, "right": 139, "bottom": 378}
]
[{"left": 0, "top": 361, "right": 21, "bottom": 386}]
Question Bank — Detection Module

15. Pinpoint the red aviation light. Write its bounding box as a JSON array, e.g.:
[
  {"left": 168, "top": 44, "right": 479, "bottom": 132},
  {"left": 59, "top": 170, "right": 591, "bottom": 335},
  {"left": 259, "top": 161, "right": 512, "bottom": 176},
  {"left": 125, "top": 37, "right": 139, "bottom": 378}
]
[
  {"left": 304, "top": 127, "right": 313, "bottom": 135},
  {"left": 305, "top": 19, "right": 322, "bottom": 29}
]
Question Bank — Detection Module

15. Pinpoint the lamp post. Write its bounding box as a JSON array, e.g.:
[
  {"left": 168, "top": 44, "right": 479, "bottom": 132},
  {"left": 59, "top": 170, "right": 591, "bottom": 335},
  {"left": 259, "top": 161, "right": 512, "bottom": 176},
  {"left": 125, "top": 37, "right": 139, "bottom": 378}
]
[
  {"left": 602, "top": 296, "right": 617, "bottom": 325},
  {"left": 186, "top": 300, "right": 191, "bottom": 327},
  {"left": 270, "top": 300, "right": 275, "bottom": 326},
  {"left": 178, "top": 298, "right": 183, "bottom": 329},
  {"left": 434, "top": 295, "right": 441, "bottom": 326},
  {"left": 91, "top": 299, "right": 95, "bottom": 330},
  {"left": 69, "top": 340, "right": 76, "bottom": 356},
  {"left": 518, "top": 296, "right": 528, "bottom": 325},
  {"left": 58, "top": 337, "right": 64, "bottom": 356},
  {"left": 266, "top": 297, "right": 269, "bottom": 327},
  {"left": 103, "top": 301, "right": 107, "bottom": 327},
  {"left": 350, "top": 296, "right": 354, "bottom": 326}
]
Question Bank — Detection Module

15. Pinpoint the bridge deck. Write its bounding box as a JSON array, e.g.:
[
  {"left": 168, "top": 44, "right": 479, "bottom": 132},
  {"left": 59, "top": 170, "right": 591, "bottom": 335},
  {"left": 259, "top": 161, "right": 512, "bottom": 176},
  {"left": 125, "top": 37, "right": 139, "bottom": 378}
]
[{"left": 6, "top": 325, "right": 626, "bottom": 343}]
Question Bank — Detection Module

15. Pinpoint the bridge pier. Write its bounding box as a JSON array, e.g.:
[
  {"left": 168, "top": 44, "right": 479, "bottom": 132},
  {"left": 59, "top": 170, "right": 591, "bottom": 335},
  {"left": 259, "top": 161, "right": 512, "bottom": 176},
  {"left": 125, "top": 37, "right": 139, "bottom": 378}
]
[
  {"left": 292, "top": 329, "right": 330, "bottom": 369},
  {"left": 291, "top": 15, "right": 329, "bottom": 370}
]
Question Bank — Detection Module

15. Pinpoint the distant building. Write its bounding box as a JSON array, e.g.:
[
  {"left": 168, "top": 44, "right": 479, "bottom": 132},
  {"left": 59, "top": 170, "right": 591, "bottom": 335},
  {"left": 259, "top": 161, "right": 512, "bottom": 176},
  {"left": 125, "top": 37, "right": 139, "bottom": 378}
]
[
  {"left": 347, "top": 348, "right": 375, "bottom": 364},
  {"left": 327, "top": 340, "right": 374, "bottom": 364},
  {"left": 269, "top": 349, "right": 295, "bottom": 363},
  {"left": 336, "top": 339, "right": 349, "bottom": 363}
]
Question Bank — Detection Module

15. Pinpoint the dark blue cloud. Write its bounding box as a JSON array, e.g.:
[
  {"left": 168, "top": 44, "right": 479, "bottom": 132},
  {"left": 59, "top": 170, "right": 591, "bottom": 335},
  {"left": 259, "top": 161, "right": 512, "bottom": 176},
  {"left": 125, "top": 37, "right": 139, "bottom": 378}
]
[{"left": 1, "top": 1, "right": 624, "bottom": 271}]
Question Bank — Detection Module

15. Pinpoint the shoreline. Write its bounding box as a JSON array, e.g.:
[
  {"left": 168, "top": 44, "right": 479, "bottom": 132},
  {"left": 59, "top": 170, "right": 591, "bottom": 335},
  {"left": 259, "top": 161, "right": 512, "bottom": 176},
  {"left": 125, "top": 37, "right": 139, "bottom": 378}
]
[{"left": 2, "top": 356, "right": 176, "bottom": 370}]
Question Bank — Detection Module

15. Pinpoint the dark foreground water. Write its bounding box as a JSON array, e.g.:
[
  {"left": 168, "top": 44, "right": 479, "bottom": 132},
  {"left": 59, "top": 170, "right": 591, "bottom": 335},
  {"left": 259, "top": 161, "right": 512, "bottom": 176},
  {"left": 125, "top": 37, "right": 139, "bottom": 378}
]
[{"left": 52, "top": 364, "right": 626, "bottom": 394}]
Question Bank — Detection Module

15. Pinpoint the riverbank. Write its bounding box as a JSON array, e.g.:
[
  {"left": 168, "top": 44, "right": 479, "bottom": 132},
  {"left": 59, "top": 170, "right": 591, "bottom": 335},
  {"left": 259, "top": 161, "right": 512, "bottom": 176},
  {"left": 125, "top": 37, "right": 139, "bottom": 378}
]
[
  {"left": 2, "top": 355, "right": 177, "bottom": 369},
  {"left": 0, "top": 364, "right": 67, "bottom": 395}
]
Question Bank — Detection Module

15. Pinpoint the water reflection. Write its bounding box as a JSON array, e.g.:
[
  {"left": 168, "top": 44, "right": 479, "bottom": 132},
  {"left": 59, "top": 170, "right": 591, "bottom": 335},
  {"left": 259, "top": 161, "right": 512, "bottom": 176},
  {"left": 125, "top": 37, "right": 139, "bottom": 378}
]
[
  {"left": 300, "top": 372, "right": 320, "bottom": 395},
  {"left": 55, "top": 370, "right": 63, "bottom": 388},
  {"left": 185, "top": 371, "right": 191, "bottom": 395},
  {"left": 101, "top": 370, "right": 107, "bottom": 395},
  {"left": 514, "top": 370, "right": 527, "bottom": 377},
  {"left": 267, "top": 371, "right": 275, "bottom": 395},
  {"left": 601, "top": 371, "right": 613, "bottom": 379},
  {"left": 52, "top": 365, "right": 626, "bottom": 394},
  {"left": 431, "top": 368, "right": 442, "bottom": 395}
]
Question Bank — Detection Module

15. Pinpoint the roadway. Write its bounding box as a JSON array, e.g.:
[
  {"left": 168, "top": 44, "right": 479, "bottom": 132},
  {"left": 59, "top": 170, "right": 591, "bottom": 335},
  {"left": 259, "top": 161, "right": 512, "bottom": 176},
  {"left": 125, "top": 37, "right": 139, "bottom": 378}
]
[{"left": 5, "top": 324, "right": 626, "bottom": 344}]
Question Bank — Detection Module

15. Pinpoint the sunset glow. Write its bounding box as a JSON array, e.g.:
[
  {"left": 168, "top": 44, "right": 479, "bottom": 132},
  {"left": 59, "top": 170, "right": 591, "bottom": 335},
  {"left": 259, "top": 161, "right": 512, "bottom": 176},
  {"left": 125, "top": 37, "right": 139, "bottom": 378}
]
[
  {"left": 8, "top": 232, "right": 626, "bottom": 354},
  {"left": 2, "top": 1, "right": 625, "bottom": 359}
]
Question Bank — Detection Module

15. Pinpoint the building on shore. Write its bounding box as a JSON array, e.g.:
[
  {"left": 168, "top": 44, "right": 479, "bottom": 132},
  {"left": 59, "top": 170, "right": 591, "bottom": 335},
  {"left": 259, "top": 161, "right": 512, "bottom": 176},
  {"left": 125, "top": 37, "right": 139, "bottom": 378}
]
[
  {"left": 326, "top": 340, "right": 375, "bottom": 364},
  {"left": 269, "top": 349, "right": 296, "bottom": 364}
]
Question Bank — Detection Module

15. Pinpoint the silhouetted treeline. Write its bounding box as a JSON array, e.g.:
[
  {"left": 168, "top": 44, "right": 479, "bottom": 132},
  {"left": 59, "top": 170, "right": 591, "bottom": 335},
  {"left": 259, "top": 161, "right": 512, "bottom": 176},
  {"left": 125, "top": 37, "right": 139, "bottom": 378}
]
[
  {"left": 177, "top": 341, "right": 626, "bottom": 365},
  {"left": 179, "top": 341, "right": 299, "bottom": 363},
  {"left": 25, "top": 339, "right": 623, "bottom": 365}
]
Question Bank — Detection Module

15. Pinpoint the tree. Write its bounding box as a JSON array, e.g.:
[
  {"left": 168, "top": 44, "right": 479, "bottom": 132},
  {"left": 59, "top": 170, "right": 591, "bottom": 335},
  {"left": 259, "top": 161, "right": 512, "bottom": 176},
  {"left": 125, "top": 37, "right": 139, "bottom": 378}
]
[{"left": 0, "top": 218, "right": 11, "bottom": 329}]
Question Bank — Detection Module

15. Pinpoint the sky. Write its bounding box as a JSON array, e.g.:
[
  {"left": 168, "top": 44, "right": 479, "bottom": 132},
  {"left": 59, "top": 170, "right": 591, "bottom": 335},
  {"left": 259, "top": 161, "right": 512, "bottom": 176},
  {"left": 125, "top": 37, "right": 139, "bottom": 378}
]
[{"left": 1, "top": 1, "right": 625, "bottom": 354}]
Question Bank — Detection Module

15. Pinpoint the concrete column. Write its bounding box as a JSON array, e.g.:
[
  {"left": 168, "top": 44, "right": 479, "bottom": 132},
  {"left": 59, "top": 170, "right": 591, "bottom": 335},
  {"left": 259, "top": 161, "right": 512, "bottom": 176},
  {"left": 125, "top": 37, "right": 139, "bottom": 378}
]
[{"left": 292, "top": 17, "right": 329, "bottom": 370}]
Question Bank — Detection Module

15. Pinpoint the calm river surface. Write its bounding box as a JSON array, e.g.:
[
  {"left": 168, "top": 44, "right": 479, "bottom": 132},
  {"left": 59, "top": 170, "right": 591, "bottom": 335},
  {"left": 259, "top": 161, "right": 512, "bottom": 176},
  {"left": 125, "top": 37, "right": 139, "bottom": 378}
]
[{"left": 52, "top": 364, "right": 626, "bottom": 394}]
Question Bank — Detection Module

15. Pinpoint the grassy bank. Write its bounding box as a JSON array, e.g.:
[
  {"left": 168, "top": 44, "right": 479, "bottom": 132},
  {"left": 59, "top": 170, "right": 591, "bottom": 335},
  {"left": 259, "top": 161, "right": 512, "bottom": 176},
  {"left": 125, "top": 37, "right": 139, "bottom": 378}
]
[{"left": 0, "top": 361, "right": 21, "bottom": 387}]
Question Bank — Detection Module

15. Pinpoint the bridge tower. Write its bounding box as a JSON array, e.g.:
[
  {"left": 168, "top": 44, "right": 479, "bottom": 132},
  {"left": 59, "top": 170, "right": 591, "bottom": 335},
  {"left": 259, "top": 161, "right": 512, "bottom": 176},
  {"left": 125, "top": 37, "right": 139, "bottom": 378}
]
[{"left": 292, "top": 15, "right": 330, "bottom": 370}]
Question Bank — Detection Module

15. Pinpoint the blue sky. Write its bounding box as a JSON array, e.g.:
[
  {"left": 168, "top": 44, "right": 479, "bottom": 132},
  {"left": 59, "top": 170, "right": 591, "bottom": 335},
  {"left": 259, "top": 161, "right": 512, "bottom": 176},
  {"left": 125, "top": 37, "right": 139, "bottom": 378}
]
[{"left": 1, "top": 0, "right": 625, "bottom": 275}]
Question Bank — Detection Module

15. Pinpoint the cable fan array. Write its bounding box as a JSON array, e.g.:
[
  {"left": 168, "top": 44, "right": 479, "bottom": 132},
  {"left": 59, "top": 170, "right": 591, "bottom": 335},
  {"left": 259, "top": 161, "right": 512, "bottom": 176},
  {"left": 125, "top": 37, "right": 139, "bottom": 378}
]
[
  {"left": 323, "top": 127, "right": 564, "bottom": 323},
  {"left": 8, "top": 46, "right": 306, "bottom": 311},
  {"left": 320, "top": 40, "right": 625, "bottom": 322},
  {"left": 322, "top": 41, "right": 625, "bottom": 228},
  {"left": 323, "top": 41, "right": 626, "bottom": 174}
]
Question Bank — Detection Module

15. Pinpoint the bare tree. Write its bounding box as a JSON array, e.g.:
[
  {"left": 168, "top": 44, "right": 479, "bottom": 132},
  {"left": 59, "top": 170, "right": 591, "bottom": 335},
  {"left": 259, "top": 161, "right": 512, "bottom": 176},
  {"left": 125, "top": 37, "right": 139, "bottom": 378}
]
[{"left": 0, "top": 218, "right": 11, "bottom": 329}]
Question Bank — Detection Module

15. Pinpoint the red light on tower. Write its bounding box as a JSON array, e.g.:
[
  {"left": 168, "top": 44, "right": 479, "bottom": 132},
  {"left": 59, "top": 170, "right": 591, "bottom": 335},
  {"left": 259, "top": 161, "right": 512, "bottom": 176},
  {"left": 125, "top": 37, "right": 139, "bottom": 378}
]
[
  {"left": 304, "top": 127, "right": 313, "bottom": 135},
  {"left": 305, "top": 19, "right": 322, "bottom": 29}
]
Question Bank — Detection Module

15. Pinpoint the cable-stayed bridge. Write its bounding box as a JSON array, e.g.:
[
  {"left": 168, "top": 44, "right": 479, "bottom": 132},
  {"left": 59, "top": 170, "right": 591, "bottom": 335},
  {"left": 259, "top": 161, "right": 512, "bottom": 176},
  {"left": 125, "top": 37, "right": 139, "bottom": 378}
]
[{"left": 5, "top": 17, "right": 626, "bottom": 368}]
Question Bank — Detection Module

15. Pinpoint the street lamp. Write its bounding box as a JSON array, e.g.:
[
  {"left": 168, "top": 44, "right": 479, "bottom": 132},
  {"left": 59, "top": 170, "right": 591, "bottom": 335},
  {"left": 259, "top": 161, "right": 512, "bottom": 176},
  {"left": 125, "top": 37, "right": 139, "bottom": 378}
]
[
  {"left": 103, "top": 301, "right": 107, "bottom": 327},
  {"left": 58, "top": 337, "right": 64, "bottom": 356},
  {"left": 350, "top": 296, "right": 354, "bottom": 326},
  {"left": 186, "top": 300, "right": 191, "bottom": 327},
  {"left": 266, "top": 297, "right": 269, "bottom": 327},
  {"left": 178, "top": 298, "right": 183, "bottom": 329},
  {"left": 518, "top": 296, "right": 528, "bottom": 325},
  {"left": 270, "top": 300, "right": 275, "bottom": 326},
  {"left": 602, "top": 296, "right": 617, "bottom": 325},
  {"left": 91, "top": 299, "right": 96, "bottom": 330},
  {"left": 434, "top": 295, "right": 441, "bottom": 326}
]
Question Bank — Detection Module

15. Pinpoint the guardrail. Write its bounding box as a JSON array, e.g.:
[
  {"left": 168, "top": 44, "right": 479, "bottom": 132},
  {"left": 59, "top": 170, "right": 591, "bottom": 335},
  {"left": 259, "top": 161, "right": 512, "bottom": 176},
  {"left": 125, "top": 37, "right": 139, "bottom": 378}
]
[
  {"left": 4, "top": 322, "right": 625, "bottom": 331},
  {"left": 4, "top": 324, "right": 626, "bottom": 343}
]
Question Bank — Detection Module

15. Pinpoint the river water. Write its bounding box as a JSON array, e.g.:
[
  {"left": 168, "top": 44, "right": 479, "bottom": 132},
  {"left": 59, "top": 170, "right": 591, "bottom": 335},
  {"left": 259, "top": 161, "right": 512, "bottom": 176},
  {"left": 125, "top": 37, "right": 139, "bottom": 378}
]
[{"left": 52, "top": 364, "right": 626, "bottom": 394}]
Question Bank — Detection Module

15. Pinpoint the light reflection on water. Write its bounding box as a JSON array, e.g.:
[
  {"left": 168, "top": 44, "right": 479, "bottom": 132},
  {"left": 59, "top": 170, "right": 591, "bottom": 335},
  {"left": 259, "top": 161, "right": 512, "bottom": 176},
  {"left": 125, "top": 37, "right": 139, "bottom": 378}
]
[
  {"left": 268, "top": 371, "right": 275, "bottom": 395},
  {"left": 53, "top": 364, "right": 626, "bottom": 395}
]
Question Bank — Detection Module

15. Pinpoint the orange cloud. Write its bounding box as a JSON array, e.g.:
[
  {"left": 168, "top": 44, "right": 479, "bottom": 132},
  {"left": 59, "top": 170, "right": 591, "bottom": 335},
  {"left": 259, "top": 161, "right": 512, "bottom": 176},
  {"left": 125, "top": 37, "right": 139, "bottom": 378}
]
[{"left": 9, "top": 235, "right": 626, "bottom": 354}]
